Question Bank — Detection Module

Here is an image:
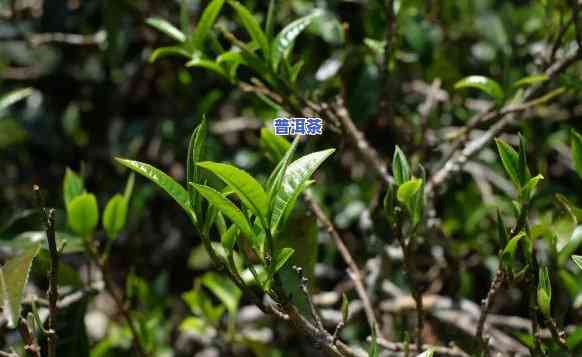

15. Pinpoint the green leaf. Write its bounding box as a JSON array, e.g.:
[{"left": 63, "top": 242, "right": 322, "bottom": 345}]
[
  {"left": 341, "top": 293, "right": 349, "bottom": 322},
  {"left": 123, "top": 173, "right": 135, "bottom": 202},
  {"left": 270, "top": 149, "right": 335, "bottom": 235},
  {"left": 267, "top": 136, "right": 300, "bottom": 213},
  {"left": 265, "top": 0, "right": 276, "bottom": 38},
  {"left": 191, "top": 183, "right": 253, "bottom": 238},
  {"left": 501, "top": 232, "right": 526, "bottom": 270},
  {"left": 271, "top": 10, "right": 324, "bottom": 70},
  {"left": 396, "top": 178, "right": 423, "bottom": 214},
  {"left": 0, "top": 88, "right": 34, "bottom": 113},
  {"left": 228, "top": 1, "right": 270, "bottom": 58},
  {"left": 537, "top": 266, "right": 552, "bottom": 317},
  {"left": 102, "top": 194, "right": 128, "bottom": 240},
  {"left": 392, "top": 146, "right": 410, "bottom": 186},
  {"left": 559, "top": 226, "right": 582, "bottom": 266},
  {"left": 517, "top": 134, "right": 531, "bottom": 187},
  {"left": 260, "top": 128, "right": 291, "bottom": 162},
  {"left": 201, "top": 272, "right": 241, "bottom": 314},
  {"left": 149, "top": 46, "right": 191, "bottom": 63},
  {"left": 572, "top": 255, "right": 582, "bottom": 270},
  {"left": 514, "top": 74, "right": 549, "bottom": 87},
  {"left": 518, "top": 174, "right": 543, "bottom": 202},
  {"left": 186, "top": 58, "right": 229, "bottom": 79},
  {"left": 63, "top": 167, "right": 84, "bottom": 206},
  {"left": 187, "top": 119, "right": 208, "bottom": 218},
  {"left": 496, "top": 210, "right": 508, "bottom": 248},
  {"left": 495, "top": 138, "right": 521, "bottom": 188},
  {"left": 191, "top": 0, "right": 225, "bottom": 50},
  {"left": 146, "top": 17, "right": 186, "bottom": 42},
  {"left": 221, "top": 224, "right": 239, "bottom": 252},
  {"left": 272, "top": 247, "right": 294, "bottom": 275},
  {"left": 67, "top": 193, "right": 99, "bottom": 237},
  {"left": 114, "top": 158, "right": 196, "bottom": 223},
  {"left": 369, "top": 325, "right": 379, "bottom": 357},
  {"left": 0, "top": 243, "right": 41, "bottom": 328},
  {"left": 571, "top": 130, "right": 582, "bottom": 179},
  {"left": 197, "top": 162, "right": 269, "bottom": 227},
  {"left": 455, "top": 75, "right": 504, "bottom": 102}
]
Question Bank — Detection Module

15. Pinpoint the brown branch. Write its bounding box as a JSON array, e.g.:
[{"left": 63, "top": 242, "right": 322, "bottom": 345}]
[
  {"left": 375, "top": 337, "right": 470, "bottom": 357},
  {"left": 545, "top": 316, "right": 569, "bottom": 351},
  {"left": 377, "top": 0, "right": 397, "bottom": 125},
  {"left": 304, "top": 192, "right": 381, "bottom": 338},
  {"left": 475, "top": 268, "right": 505, "bottom": 355},
  {"left": 18, "top": 318, "right": 41, "bottom": 357}
]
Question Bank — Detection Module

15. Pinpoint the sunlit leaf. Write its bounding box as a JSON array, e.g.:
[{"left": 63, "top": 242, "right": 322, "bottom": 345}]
[
  {"left": 67, "top": 193, "right": 99, "bottom": 237},
  {"left": 495, "top": 138, "right": 521, "bottom": 188},
  {"left": 197, "top": 162, "right": 269, "bottom": 227},
  {"left": 514, "top": 74, "right": 549, "bottom": 87},
  {"left": 396, "top": 178, "right": 422, "bottom": 212},
  {"left": 392, "top": 146, "right": 410, "bottom": 186},
  {"left": 63, "top": 167, "right": 84, "bottom": 206},
  {"left": 146, "top": 17, "right": 186, "bottom": 42},
  {"left": 455, "top": 75, "right": 504, "bottom": 102},
  {"left": 191, "top": 183, "right": 253, "bottom": 238},
  {"left": 191, "top": 0, "right": 225, "bottom": 50},
  {"left": 229, "top": 1, "right": 270, "bottom": 58},
  {"left": 102, "top": 194, "right": 128, "bottom": 240},
  {"left": 115, "top": 158, "right": 196, "bottom": 223},
  {"left": 271, "top": 10, "right": 324, "bottom": 70},
  {"left": 0, "top": 243, "right": 40, "bottom": 328},
  {"left": 270, "top": 149, "right": 335, "bottom": 235}
]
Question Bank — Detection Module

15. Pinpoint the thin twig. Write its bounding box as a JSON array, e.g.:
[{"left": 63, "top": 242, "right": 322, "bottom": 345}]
[
  {"left": 304, "top": 191, "right": 381, "bottom": 338},
  {"left": 475, "top": 268, "right": 505, "bottom": 355},
  {"left": 33, "top": 186, "right": 58, "bottom": 357},
  {"left": 293, "top": 265, "right": 325, "bottom": 330},
  {"left": 375, "top": 337, "right": 471, "bottom": 357},
  {"left": 18, "top": 318, "right": 41, "bottom": 357}
]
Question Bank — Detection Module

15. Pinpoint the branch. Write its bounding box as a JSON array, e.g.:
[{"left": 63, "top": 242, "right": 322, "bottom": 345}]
[
  {"left": 375, "top": 337, "right": 470, "bottom": 357},
  {"left": 18, "top": 318, "right": 41, "bottom": 357},
  {"left": 304, "top": 191, "right": 381, "bottom": 338},
  {"left": 475, "top": 268, "right": 505, "bottom": 355}
]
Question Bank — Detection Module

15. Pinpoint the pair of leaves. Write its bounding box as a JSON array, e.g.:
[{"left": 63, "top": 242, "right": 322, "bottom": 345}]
[
  {"left": 63, "top": 168, "right": 99, "bottom": 236},
  {"left": 495, "top": 136, "right": 543, "bottom": 201},
  {"left": 389, "top": 146, "right": 424, "bottom": 225},
  {"left": 0, "top": 243, "right": 40, "bottom": 328}
]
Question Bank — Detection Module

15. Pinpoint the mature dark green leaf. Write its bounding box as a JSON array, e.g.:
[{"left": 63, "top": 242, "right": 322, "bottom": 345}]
[
  {"left": 229, "top": 1, "right": 270, "bottom": 58},
  {"left": 0, "top": 243, "right": 40, "bottom": 327},
  {"left": 63, "top": 167, "right": 84, "bottom": 206},
  {"left": 115, "top": 158, "right": 196, "bottom": 223},
  {"left": 271, "top": 10, "right": 324, "bottom": 70},
  {"left": 201, "top": 272, "right": 241, "bottom": 314},
  {"left": 571, "top": 130, "right": 582, "bottom": 179},
  {"left": 191, "top": 0, "right": 225, "bottom": 50},
  {"left": 67, "top": 193, "right": 99, "bottom": 237},
  {"left": 191, "top": 183, "right": 253, "bottom": 238},
  {"left": 197, "top": 162, "right": 269, "bottom": 227},
  {"left": 270, "top": 149, "right": 335, "bottom": 235},
  {"left": 392, "top": 146, "right": 410, "bottom": 186},
  {"left": 146, "top": 17, "right": 186, "bottom": 42},
  {"left": 455, "top": 75, "right": 504, "bottom": 102},
  {"left": 102, "top": 194, "right": 128, "bottom": 240},
  {"left": 495, "top": 138, "right": 521, "bottom": 188}
]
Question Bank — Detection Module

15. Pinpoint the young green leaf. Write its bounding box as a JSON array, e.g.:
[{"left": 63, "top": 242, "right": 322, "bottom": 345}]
[
  {"left": 123, "top": 173, "right": 135, "bottom": 202},
  {"left": 416, "top": 350, "right": 435, "bottom": 357},
  {"left": 396, "top": 178, "right": 423, "bottom": 215},
  {"left": 270, "top": 149, "right": 335, "bottom": 234},
  {"left": 267, "top": 136, "right": 300, "bottom": 215},
  {"left": 518, "top": 174, "right": 543, "bottom": 202},
  {"left": 190, "top": 0, "right": 225, "bottom": 50},
  {"left": 102, "top": 194, "right": 128, "bottom": 240},
  {"left": 114, "top": 158, "right": 196, "bottom": 223},
  {"left": 186, "top": 58, "right": 229, "bottom": 79},
  {"left": 271, "top": 10, "right": 324, "bottom": 70},
  {"left": 197, "top": 162, "right": 269, "bottom": 227},
  {"left": 149, "top": 46, "right": 191, "bottom": 63},
  {"left": 495, "top": 138, "right": 521, "bottom": 188},
  {"left": 571, "top": 130, "right": 582, "bottom": 179},
  {"left": 260, "top": 128, "right": 291, "bottom": 162},
  {"left": 0, "top": 243, "right": 40, "bottom": 328},
  {"left": 517, "top": 134, "right": 531, "bottom": 186},
  {"left": 454, "top": 75, "right": 504, "bottom": 103},
  {"left": 67, "top": 193, "right": 99, "bottom": 237},
  {"left": 187, "top": 119, "right": 208, "bottom": 218},
  {"left": 558, "top": 226, "right": 582, "bottom": 266},
  {"left": 63, "top": 167, "right": 84, "bottom": 206},
  {"left": 221, "top": 224, "right": 239, "bottom": 252},
  {"left": 191, "top": 183, "right": 253, "bottom": 238},
  {"left": 228, "top": 1, "right": 270, "bottom": 58},
  {"left": 392, "top": 146, "right": 410, "bottom": 186},
  {"left": 501, "top": 232, "right": 526, "bottom": 270},
  {"left": 146, "top": 17, "right": 186, "bottom": 42},
  {"left": 514, "top": 74, "right": 549, "bottom": 87},
  {"left": 201, "top": 272, "right": 241, "bottom": 315},
  {"left": 572, "top": 255, "right": 582, "bottom": 270},
  {"left": 537, "top": 266, "right": 552, "bottom": 317},
  {"left": 272, "top": 247, "right": 294, "bottom": 275},
  {"left": 341, "top": 293, "right": 349, "bottom": 322}
]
